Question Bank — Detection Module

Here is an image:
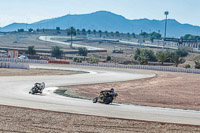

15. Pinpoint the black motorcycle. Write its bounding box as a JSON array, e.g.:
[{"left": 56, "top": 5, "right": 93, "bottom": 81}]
[{"left": 29, "top": 83, "right": 44, "bottom": 94}]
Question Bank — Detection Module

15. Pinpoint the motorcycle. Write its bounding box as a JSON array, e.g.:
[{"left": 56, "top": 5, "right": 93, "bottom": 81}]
[
  {"left": 93, "top": 89, "right": 118, "bottom": 104},
  {"left": 29, "top": 82, "right": 45, "bottom": 94}
]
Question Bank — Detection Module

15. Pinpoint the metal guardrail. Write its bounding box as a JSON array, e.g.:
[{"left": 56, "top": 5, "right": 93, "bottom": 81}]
[
  {"left": 70, "top": 62, "right": 200, "bottom": 74},
  {"left": 0, "top": 58, "right": 48, "bottom": 64}
]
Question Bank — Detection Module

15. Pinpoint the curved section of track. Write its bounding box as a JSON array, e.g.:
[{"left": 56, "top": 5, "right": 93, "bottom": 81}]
[
  {"left": 39, "top": 36, "right": 105, "bottom": 50},
  {"left": 0, "top": 64, "right": 200, "bottom": 125}
]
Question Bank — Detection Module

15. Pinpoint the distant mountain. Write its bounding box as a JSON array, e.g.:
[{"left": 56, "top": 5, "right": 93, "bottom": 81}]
[{"left": 1, "top": 11, "right": 200, "bottom": 37}]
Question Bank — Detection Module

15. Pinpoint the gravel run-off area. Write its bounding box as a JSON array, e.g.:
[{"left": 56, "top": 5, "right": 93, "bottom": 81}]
[
  {"left": 61, "top": 70, "right": 200, "bottom": 111},
  {"left": 1, "top": 105, "right": 200, "bottom": 133},
  {"left": 0, "top": 68, "right": 85, "bottom": 76}
]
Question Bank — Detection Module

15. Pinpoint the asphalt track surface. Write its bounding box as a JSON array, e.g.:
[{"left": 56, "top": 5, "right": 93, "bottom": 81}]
[
  {"left": 1, "top": 64, "right": 200, "bottom": 126},
  {"left": 39, "top": 36, "right": 177, "bottom": 50},
  {"left": 39, "top": 36, "right": 105, "bottom": 50}
]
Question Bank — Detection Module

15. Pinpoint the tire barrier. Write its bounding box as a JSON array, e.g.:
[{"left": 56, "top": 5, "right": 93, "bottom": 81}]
[
  {"left": 70, "top": 62, "right": 200, "bottom": 74},
  {"left": 0, "top": 62, "right": 29, "bottom": 69},
  {"left": 48, "top": 60, "right": 70, "bottom": 64},
  {"left": 0, "top": 58, "right": 48, "bottom": 64}
]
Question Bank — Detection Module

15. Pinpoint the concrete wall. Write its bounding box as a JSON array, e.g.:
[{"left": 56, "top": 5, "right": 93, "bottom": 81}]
[
  {"left": 0, "top": 58, "right": 48, "bottom": 64},
  {"left": 0, "top": 62, "right": 29, "bottom": 69}
]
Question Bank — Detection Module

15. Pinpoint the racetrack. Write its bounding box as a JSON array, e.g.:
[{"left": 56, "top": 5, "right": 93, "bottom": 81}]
[
  {"left": 1, "top": 64, "right": 200, "bottom": 125},
  {"left": 39, "top": 36, "right": 105, "bottom": 50}
]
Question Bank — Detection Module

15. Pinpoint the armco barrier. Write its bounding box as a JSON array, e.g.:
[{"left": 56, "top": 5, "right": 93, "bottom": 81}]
[
  {"left": 0, "top": 62, "right": 29, "bottom": 69},
  {"left": 70, "top": 62, "right": 200, "bottom": 74},
  {"left": 48, "top": 60, "right": 70, "bottom": 64},
  {"left": 0, "top": 58, "right": 48, "bottom": 64}
]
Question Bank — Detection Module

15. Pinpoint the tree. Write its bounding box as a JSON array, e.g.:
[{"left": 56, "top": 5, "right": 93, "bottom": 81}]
[
  {"left": 137, "top": 52, "right": 149, "bottom": 65},
  {"left": 104, "top": 31, "right": 108, "bottom": 36},
  {"left": 140, "top": 32, "right": 149, "bottom": 38},
  {"left": 18, "top": 29, "right": 24, "bottom": 33},
  {"left": 76, "top": 29, "right": 80, "bottom": 35},
  {"left": 176, "top": 49, "right": 188, "bottom": 57},
  {"left": 98, "top": 30, "right": 102, "bottom": 38},
  {"left": 115, "top": 31, "right": 120, "bottom": 37},
  {"left": 134, "top": 48, "right": 156, "bottom": 62},
  {"left": 87, "top": 29, "right": 91, "bottom": 34},
  {"left": 25, "top": 46, "right": 36, "bottom": 55},
  {"left": 171, "top": 54, "right": 185, "bottom": 67},
  {"left": 51, "top": 46, "right": 63, "bottom": 58},
  {"left": 134, "top": 48, "right": 142, "bottom": 60},
  {"left": 81, "top": 28, "right": 87, "bottom": 35},
  {"left": 143, "top": 49, "right": 157, "bottom": 62},
  {"left": 132, "top": 33, "right": 136, "bottom": 38},
  {"left": 194, "top": 60, "right": 200, "bottom": 69},
  {"left": 28, "top": 28, "right": 33, "bottom": 32},
  {"left": 78, "top": 47, "right": 88, "bottom": 56},
  {"left": 156, "top": 51, "right": 168, "bottom": 65},
  {"left": 56, "top": 27, "right": 60, "bottom": 34},
  {"left": 110, "top": 32, "right": 114, "bottom": 37},
  {"left": 150, "top": 32, "right": 161, "bottom": 43},
  {"left": 67, "top": 27, "right": 76, "bottom": 48},
  {"left": 165, "top": 50, "right": 176, "bottom": 62},
  {"left": 127, "top": 33, "right": 130, "bottom": 40},
  {"left": 93, "top": 30, "right": 96, "bottom": 35},
  {"left": 181, "top": 34, "right": 200, "bottom": 40},
  {"left": 106, "top": 56, "right": 111, "bottom": 62}
]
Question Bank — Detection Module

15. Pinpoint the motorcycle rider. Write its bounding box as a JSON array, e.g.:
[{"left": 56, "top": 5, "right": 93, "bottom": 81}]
[
  {"left": 110, "top": 88, "right": 115, "bottom": 93},
  {"left": 35, "top": 82, "right": 45, "bottom": 92}
]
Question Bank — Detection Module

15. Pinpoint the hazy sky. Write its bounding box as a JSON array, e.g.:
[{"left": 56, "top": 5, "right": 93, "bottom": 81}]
[{"left": 0, "top": 0, "right": 200, "bottom": 27}]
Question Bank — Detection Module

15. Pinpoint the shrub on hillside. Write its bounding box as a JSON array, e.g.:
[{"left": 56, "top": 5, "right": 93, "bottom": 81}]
[
  {"left": 156, "top": 51, "right": 168, "bottom": 65},
  {"left": 134, "top": 48, "right": 156, "bottom": 62},
  {"left": 78, "top": 47, "right": 88, "bottom": 56},
  {"left": 25, "top": 46, "right": 36, "bottom": 55},
  {"left": 51, "top": 46, "right": 63, "bottom": 58},
  {"left": 88, "top": 57, "right": 99, "bottom": 64},
  {"left": 176, "top": 49, "right": 188, "bottom": 57},
  {"left": 73, "top": 57, "right": 82, "bottom": 63},
  {"left": 184, "top": 64, "right": 191, "bottom": 69},
  {"left": 195, "top": 60, "right": 200, "bottom": 69},
  {"left": 106, "top": 56, "right": 111, "bottom": 62}
]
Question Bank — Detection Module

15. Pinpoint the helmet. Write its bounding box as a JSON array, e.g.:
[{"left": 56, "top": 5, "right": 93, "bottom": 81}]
[{"left": 111, "top": 88, "right": 114, "bottom": 91}]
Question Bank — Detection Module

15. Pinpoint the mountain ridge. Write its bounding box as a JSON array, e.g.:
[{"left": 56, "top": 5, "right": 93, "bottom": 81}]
[{"left": 1, "top": 11, "right": 200, "bottom": 37}]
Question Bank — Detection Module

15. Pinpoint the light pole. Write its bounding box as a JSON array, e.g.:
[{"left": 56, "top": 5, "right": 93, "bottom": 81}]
[
  {"left": 164, "top": 11, "right": 169, "bottom": 39},
  {"left": 163, "top": 11, "right": 169, "bottom": 49}
]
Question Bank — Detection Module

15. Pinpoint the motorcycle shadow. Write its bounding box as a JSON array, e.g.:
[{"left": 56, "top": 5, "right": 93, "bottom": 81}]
[
  {"left": 29, "top": 93, "right": 46, "bottom": 96},
  {"left": 110, "top": 103, "right": 120, "bottom": 106},
  {"left": 97, "top": 103, "right": 120, "bottom": 106}
]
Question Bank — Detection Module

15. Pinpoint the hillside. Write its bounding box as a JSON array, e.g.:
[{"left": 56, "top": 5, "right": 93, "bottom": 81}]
[{"left": 1, "top": 11, "right": 200, "bottom": 37}]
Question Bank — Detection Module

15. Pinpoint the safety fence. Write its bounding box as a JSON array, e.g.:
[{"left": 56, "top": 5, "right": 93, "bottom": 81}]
[
  {"left": 0, "top": 62, "right": 29, "bottom": 69},
  {"left": 70, "top": 62, "right": 200, "bottom": 74},
  {"left": 48, "top": 60, "right": 70, "bottom": 64},
  {"left": 0, "top": 58, "right": 48, "bottom": 64}
]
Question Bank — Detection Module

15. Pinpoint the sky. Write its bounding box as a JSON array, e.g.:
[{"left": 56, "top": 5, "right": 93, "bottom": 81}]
[{"left": 0, "top": 0, "right": 200, "bottom": 27}]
